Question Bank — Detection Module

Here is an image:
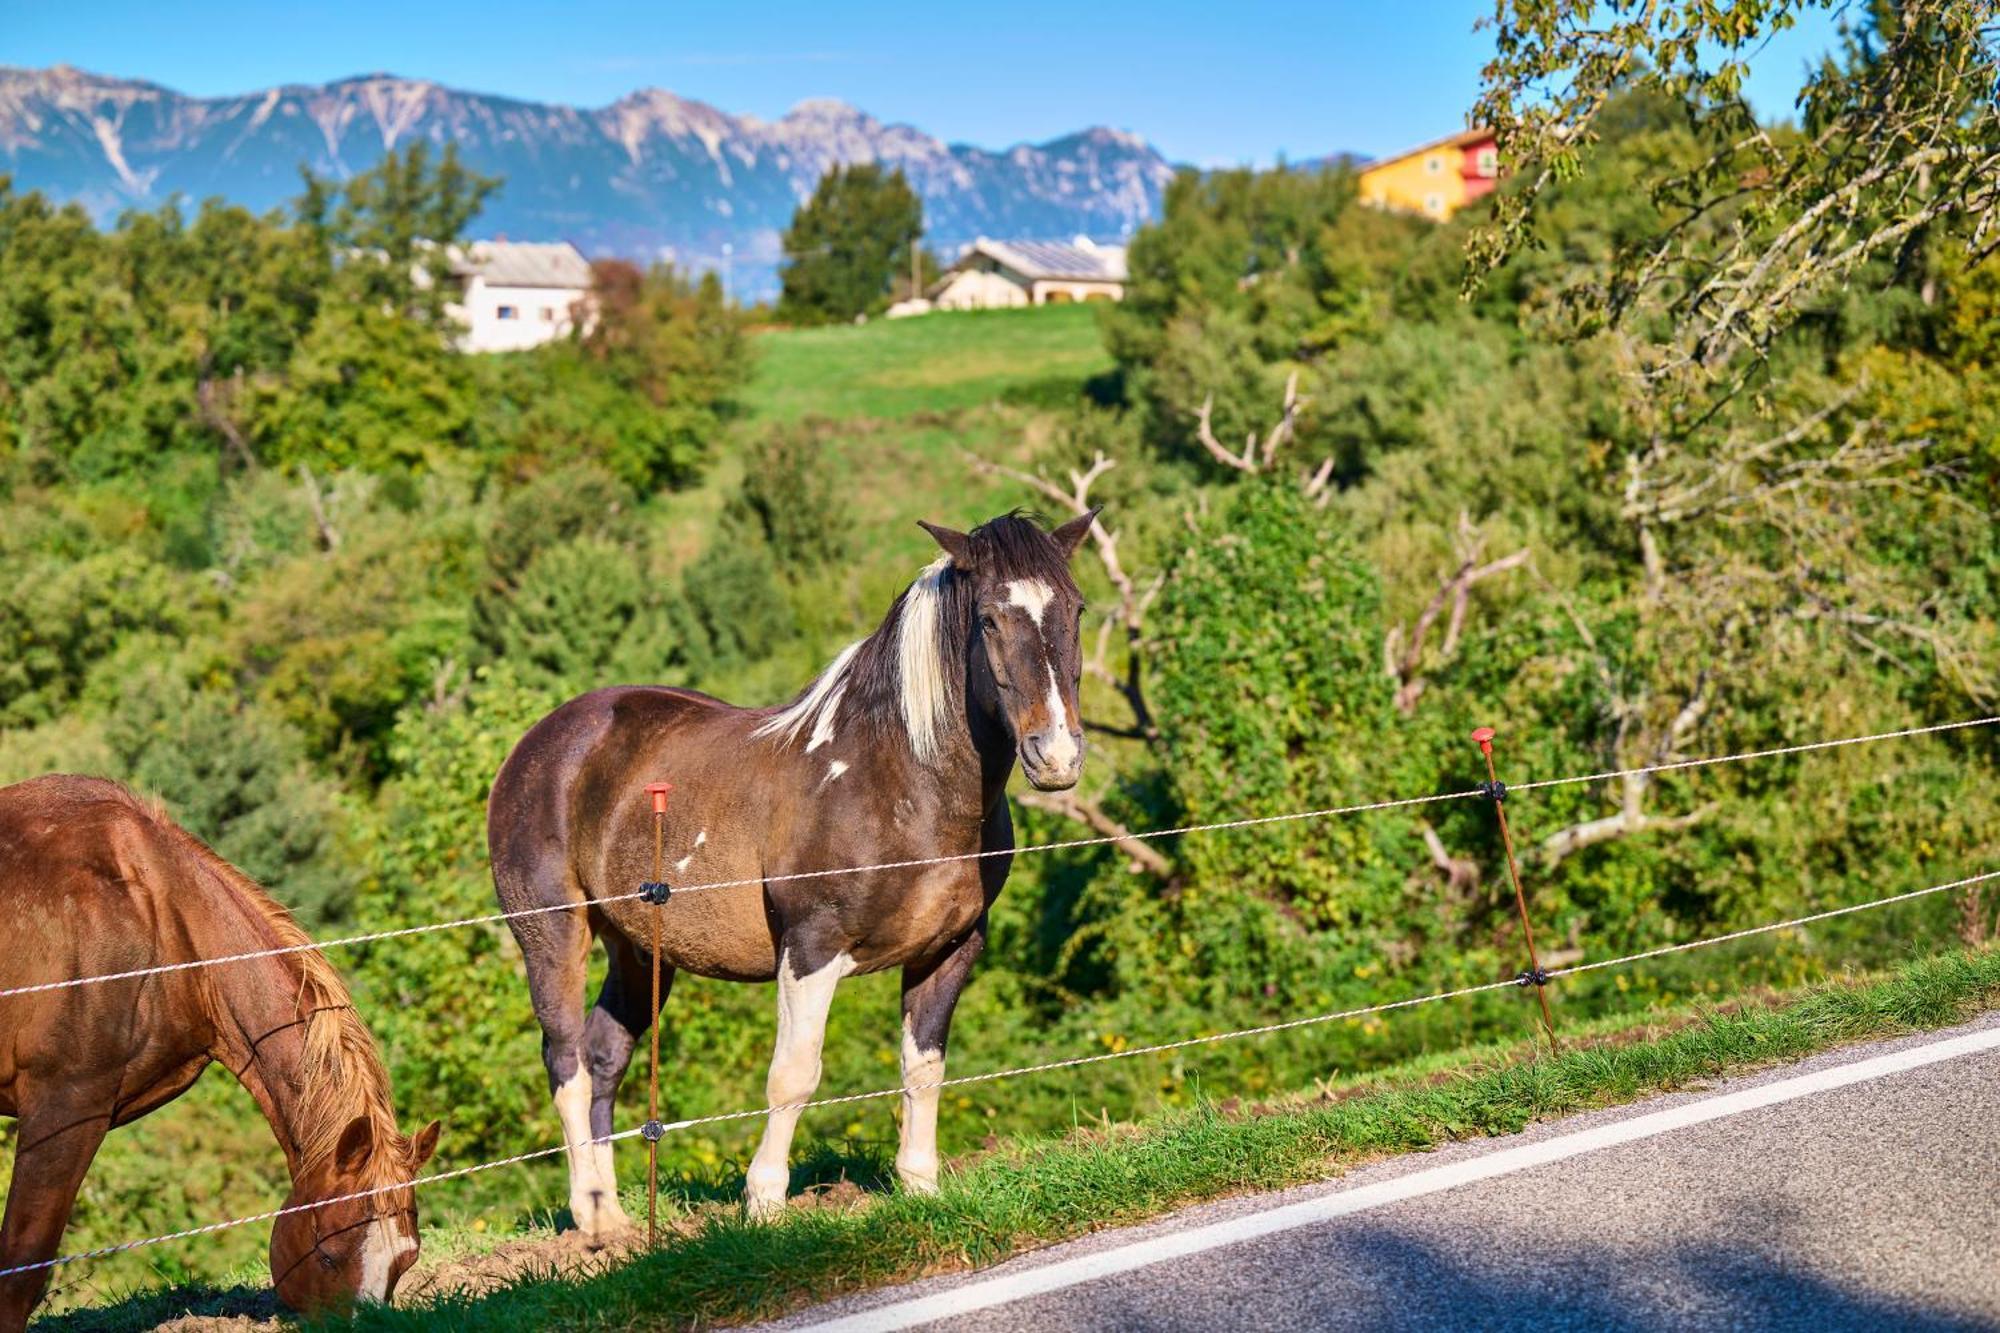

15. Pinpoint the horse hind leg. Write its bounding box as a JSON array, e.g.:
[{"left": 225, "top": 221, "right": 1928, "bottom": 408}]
[
  {"left": 743, "top": 943, "right": 855, "bottom": 1220},
  {"left": 495, "top": 852, "right": 622, "bottom": 1241},
  {"left": 0, "top": 1095, "right": 112, "bottom": 1332},
  {"left": 574, "top": 932, "right": 674, "bottom": 1240}
]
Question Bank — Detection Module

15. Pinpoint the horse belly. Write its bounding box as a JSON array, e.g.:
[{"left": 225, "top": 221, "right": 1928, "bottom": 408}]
[{"left": 645, "top": 884, "right": 779, "bottom": 982}]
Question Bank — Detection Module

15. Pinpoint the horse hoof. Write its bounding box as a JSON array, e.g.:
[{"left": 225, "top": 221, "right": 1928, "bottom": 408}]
[
  {"left": 896, "top": 1168, "right": 940, "bottom": 1196},
  {"left": 743, "top": 1192, "right": 788, "bottom": 1222}
]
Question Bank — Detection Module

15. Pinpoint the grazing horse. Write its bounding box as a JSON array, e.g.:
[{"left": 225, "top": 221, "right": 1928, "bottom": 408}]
[
  {"left": 0, "top": 776, "right": 441, "bottom": 1331},
  {"left": 489, "top": 510, "right": 1095, "bottom": 1228}
]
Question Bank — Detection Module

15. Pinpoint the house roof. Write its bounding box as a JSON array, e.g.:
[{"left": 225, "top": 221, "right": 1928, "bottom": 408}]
[
  {"left": 1359, "top": 127, "right": 1496, "bottom": 175},
  {"left": 449, "top": 240, "right": 594, "bottom": 289},
  {"left": 960, "top": 237, "right": 1129, "bottom": 283}
]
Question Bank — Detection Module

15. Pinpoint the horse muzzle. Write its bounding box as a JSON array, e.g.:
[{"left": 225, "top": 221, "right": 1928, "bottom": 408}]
[{"left": 1020, "top": 727, "right": 1085, "bottom": 791}]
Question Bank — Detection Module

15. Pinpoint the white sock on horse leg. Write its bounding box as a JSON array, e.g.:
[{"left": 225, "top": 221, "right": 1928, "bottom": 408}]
[
  {"left": 896, "top": 1017, "right": 945, "bottom": 1193},
  {"left": 745, "top": 950, "right": 853, "bottom": 1218},
  {"left": 555, "top": 1068, "right": 627, "bottom": 1235}
]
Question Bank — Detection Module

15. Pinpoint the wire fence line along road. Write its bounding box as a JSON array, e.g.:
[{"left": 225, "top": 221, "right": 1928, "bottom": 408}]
[
  {"left": 3, "top": 715, "right": 1993, "bottom": 1001},
  {"left": 8, "top": 861, "right": 1996, "bottom": 1281}
]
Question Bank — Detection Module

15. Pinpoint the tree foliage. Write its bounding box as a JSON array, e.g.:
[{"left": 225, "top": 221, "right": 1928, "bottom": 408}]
[{"left": 777, "top": 163, "right": 925, "bottom": 324}]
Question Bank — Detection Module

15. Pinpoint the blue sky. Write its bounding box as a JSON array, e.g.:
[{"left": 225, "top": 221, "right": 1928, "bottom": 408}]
[{"left": 4, "top": 1, "right": 1848, "bottom": 165}]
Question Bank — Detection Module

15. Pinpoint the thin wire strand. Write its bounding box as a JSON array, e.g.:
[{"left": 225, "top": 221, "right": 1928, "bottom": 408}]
[
  {"left": 1550, "top": 869, "right": 2000, "bottom": 978},
  {"left": 1, "top": 715, "right": 1990, "bottom": 1001},
  {"left": 11, "top": 862, "right": 1992, "bottom": 1280},
  {"left": 0, "top": 787, "right": 1481, "bottom": 999},
  {"left": 1511, "top": 715, "right": 2000, "bottom": 794}
]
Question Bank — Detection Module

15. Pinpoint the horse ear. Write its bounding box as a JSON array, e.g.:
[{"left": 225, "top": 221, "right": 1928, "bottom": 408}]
[
  {"left": 409, "top": 1119, "right": 442, "bottom": 1170},
  {"left": 334, "top": 1115, "right": 376, "bottom": 1174},
  {"left": 917, "top": 520, "right": 975, "bottom": 568},
  {"left": 1051, "top": 506, "right": 1101, "bottom": 560}
]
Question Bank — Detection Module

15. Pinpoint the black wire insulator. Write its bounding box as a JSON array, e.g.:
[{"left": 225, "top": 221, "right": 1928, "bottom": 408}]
[
  {"left": 1515, "top": 966, "right": 1551, "bottom": 988},
  {"left": 1480, "top": 779, "right": 1508, "bottom": 802},
  {"left": 640, "top": 881, "right": 672, "bottom": 905},
  {"left": 640, "top": 1120, "right": 667, "bottom": 1142}
]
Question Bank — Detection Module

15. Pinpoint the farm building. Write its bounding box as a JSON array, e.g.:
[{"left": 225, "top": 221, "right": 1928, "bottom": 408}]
[
  {"left": 1357, "top": 128, "right": 1500, "bottom": 221},
  {"left": 443, "top": 240, "right": 594, "bottom": 352},
  {"left": 927, "top": 237, "right": 1128, "bottom": 311}
]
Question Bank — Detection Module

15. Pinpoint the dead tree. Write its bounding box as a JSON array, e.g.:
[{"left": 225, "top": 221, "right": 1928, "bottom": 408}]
[
  {"left": 1192, "top": 370, "right": 1337, "bottom": 503},
  {"left": 1383, "top": 511, "right": 1531, "bottom": 715}
]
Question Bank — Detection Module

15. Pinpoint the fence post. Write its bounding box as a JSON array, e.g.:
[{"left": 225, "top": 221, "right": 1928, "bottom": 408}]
[
  {"left": 1471, "top": 727, "right": 1558, "bottom": 1053},
  {"left": 640, "top": 781, "right": 674, "bottom": 1248}
]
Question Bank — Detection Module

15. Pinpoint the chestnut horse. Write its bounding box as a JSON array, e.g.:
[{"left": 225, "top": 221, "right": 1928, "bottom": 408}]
[
  {"left": 489, "top": 510, "right": 1094, "bottom": 1229},
  {"left": 0, "top": 776, "right": 440, "bottom": 1330}
]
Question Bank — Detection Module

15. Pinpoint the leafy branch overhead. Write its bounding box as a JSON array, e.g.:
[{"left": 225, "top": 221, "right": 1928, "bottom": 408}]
[{"left": 1472, "top": 0, "right": 2000, "bottom": 381}]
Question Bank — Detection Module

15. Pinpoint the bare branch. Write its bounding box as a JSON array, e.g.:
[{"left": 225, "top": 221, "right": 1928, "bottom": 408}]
[{"left": 1014, "top": 789, "right": 1177, "bottom": 881}]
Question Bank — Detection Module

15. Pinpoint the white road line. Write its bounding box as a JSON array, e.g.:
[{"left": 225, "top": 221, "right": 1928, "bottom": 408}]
[{"left": 796, "top": 1024, "right": 2000, "bottom": 1332}]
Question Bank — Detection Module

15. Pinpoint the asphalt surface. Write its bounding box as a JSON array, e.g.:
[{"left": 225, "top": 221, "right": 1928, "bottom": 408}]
[{"left": 765, "top": 1009, "right": 2000, "bottom": 1332}]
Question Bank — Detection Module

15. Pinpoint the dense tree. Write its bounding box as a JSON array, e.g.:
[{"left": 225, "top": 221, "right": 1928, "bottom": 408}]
[{"left": 776, "top": 163, "right": 924, "bottom": 324}]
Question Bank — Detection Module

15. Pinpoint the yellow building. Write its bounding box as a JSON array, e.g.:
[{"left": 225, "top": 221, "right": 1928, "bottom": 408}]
[{"left": 1357, "top": 128, "right": 1500, "bottom": 222}]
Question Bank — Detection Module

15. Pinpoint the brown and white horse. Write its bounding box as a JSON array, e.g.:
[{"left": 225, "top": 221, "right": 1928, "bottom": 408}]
[
  {"left": 0, "top": 776, "right": 440, "bottom": 1331},
  {"left": 489, "top": 510, "right": 1095, "bottom": 1228}
]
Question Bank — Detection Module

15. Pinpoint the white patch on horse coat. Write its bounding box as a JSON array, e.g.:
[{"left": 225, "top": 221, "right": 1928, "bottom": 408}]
[
  {"left": 553, "top": 1068, "right": 626, "bottom": 1237},
  {"left": 896, "top": 1015, "right": 946, "bottom": 1195},
  {"left": 1006, "top": 578, "right": 1055, "bottom": 628},
  {"left": 745, "top": 951, "right": 855, "bottom": 1217},
  {"left": 823, "top": 760, "right": 849, "bottom": 784},
  {"left": 1042, "top": 665, "right": 1080, "bottom": 769},
  {"left": 897, "top": 557, "right": 955, "bottom": 764},
  {"left": 753, "top": 641, "right": 859, "bottom": 751},
  {"left": 673, "top": 829, "right": 708, "bottom": 874},
  {"left": 357, "top": 1216, "right": 416, "bottom": 1302}
]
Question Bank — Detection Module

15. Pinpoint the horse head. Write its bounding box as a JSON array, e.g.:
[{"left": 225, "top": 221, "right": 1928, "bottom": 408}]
[
  {"left": 919, "top": 508, "right": 1098, "bottom": 791},
  {"left": 269, "top": 1115, "right": 440, "bottom": 1312}
]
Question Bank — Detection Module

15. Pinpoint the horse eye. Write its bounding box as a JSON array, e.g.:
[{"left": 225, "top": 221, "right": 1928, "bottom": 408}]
[{"left": 980, "top": 614, "right": 998, "bottom": 634}]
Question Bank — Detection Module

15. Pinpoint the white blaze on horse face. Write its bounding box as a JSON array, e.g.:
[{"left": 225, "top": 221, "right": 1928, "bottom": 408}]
[
  {"left": 745, "top": 950, "right": 855, "bottom": 1218},
  {"left": 1042, "top": 664, "right": 1080, "bottom": 770},
  {"left": 1005, "top": 578, "right": 1056, "bottom": 629},
  {"left": 896, "top": 1015, "right": 945, "bottom": 1195},
  {"left": 357, "top": 1214, "right": 417, "bottom": 1303},
  {"left": 823, "top": 760, "right": 849, "bottom": 785}
]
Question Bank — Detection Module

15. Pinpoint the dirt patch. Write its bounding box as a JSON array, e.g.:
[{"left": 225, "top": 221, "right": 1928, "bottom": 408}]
[{"left": 399, "top": 1227, "right": 649, "bottom": 1304}]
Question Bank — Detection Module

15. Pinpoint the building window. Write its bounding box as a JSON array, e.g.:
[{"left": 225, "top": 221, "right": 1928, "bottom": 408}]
[
  {"left": 541, "top": 307, "right": 556, "bottom": 323},
  {"left": 1425, "top": 193, "right": 1445, "bottom": 216},
  {"left": 1475, "top": 147, "right": 1499, "bottom": 176},
  {"left": 1426, "top": 155, "right": 1442, "bottom": 174},
  {"left": 497, "top": 305, "right": 518, "bottom": 320}
]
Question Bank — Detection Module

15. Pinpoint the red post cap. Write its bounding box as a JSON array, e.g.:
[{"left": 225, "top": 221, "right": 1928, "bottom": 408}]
[
  {"left": 1470, "top": 727, "right": 1496, "bottom": 756},
  {"left": 644, "top": 782, "right": 673, "bottom": 814}
]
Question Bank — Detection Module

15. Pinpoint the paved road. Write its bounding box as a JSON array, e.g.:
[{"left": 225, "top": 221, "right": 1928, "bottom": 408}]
[{"left": 766, "top": 1011, "right": 2000, "bottom": 1332}]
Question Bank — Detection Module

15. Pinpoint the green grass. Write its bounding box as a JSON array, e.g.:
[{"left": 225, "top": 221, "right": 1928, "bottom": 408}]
[
  {"left": 281, "top": 947, "right": 2000, "bottom": 1332},
  {"left": 744, "top": 305, "right": 1114, "bottom": 423}
]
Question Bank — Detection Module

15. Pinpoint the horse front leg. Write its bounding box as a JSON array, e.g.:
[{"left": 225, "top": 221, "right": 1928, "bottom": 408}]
[
  {"left": 743, "top": 944, "right": 854, "bottom": 1220},
  {"left": 897, "top": 916, "right": 987, "bottom": 1195},
  {"left": 0, "top": 1098, "right": 111, "bottom": 1333}
]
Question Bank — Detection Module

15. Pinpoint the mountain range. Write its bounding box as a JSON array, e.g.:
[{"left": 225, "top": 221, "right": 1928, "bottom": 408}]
[{"left": 0, "top": 64, "right": 1180, "bottom": 298}]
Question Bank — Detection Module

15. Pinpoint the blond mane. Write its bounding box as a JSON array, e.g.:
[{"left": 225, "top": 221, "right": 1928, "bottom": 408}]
[{"left": 114, "top": 786, "right": 404, "bottom": 1178}]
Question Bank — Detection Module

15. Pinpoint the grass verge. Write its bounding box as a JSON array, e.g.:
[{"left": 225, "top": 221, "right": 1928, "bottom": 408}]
[{"left": 318, "top": 946, "right": 2000, "bottom": 1332}]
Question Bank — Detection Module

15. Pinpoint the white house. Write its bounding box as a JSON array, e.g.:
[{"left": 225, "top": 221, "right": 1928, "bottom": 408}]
[
  {"left": 928, "top": 237, "right": 1128, "bottom": 311},
  {"left": 444, "top": 241, "right": 595, "bottom": 352}
]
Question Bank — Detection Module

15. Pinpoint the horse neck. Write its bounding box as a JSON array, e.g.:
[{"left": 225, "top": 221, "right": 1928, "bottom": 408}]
[{"left": 188, "top": 868, "right": 391, "bottom": 1185}]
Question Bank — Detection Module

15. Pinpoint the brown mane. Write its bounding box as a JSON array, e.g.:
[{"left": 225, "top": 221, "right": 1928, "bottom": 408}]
[{"left": 114, "top": 786, "right": 404, "bottom": 1178}]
